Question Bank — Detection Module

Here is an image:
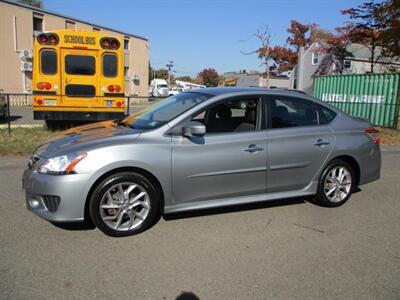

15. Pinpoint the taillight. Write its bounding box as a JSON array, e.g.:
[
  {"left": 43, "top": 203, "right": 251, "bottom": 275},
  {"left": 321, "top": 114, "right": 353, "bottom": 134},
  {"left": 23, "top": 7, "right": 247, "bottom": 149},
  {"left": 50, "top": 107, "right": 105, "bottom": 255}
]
[
  {"left": 110, "top": 40, "right": 118, "bottom": 49},
  {"left": 116, "top": 101, "right": 122, "bottom": 107},
  {"left": 37, "top": 82, "right": 52, "bottom": 90},
  {"left": 365, "top": 127, "right": 380, "bottom": 144},
  {"left": 36, "top": 99, "right": 43, "bottom": 105},
  {"left": 107, "top": 85, "right": 121, "bottom": 93},
  {"left": 48, "top": 35, "right": 57, "bottom": 44},
  {"left": 100, "top": 37, "right": 120, "bottom": 49},
  {"left": 102, "top": 39, "right": 110, "bottom": 48},
  {"left": 37, "top": 33, "right": 59, "bottom": 45},
  {"left": 39, "top": 34, "right": 47, "bottom": 43}
]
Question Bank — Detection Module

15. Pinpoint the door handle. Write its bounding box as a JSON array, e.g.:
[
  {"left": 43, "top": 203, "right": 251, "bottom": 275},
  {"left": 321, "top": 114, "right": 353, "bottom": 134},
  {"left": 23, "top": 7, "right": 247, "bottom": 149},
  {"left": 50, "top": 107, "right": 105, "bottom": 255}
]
[
  {"left": 243, "top": 144, "right": 265, "bottom": 153},
  {"left": 314, "top": 139, "right": 330, "bottom": 147}
]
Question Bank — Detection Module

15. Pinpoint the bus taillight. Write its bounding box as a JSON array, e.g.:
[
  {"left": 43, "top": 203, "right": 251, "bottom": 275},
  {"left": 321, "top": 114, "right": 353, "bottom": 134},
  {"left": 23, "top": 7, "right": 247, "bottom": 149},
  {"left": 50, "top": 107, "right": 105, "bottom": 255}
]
[
  {"left": 48, "top": 35, "right": 57, "bottom": 44},
  {"left": 101, "top": 37, "right": 120, "bottom": 50},
  {"left": 110, "top": 40, "right": 119, "bottom": 49},
  {"left": 37, "top": 33, "right": 59, "bottom": 45},
  {"left": 37, "top": 82, "right": 52, "bottom": 90},
  {"left": 39, "top": 34, "right": 47, "bottom": 43},
  {"left": 107, "top": 85, "right": 121, "bottom": 92}
]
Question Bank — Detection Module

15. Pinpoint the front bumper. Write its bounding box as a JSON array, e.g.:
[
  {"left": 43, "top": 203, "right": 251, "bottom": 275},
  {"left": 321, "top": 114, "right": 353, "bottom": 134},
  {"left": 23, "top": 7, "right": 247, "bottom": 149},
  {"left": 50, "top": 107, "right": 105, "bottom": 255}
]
[{"left": 23, "top": 168, "right": 91, "bottom": 222}]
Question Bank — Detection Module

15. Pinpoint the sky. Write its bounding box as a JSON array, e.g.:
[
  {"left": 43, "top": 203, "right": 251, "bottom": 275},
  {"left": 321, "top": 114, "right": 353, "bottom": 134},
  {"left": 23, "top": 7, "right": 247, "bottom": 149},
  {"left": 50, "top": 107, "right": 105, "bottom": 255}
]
[{"left": 43, "top": 0, "right": 366, "bottom": 77}]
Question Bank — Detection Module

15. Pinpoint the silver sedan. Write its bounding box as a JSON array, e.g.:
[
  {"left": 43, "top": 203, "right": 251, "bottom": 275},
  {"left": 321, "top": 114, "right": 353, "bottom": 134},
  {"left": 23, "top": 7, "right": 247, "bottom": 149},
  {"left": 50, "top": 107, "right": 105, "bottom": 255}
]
[{"left": 23, "top": 88, "right": 381, "bottom": 237}]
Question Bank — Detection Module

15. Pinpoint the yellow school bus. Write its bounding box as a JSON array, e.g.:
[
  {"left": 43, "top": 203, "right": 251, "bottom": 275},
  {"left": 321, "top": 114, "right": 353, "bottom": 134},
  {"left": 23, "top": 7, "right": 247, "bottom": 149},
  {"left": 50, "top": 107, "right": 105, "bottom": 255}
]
[
  {"left": 224, "top": 77, "right": 237, "bottom": 87},
  {"left": 32, "top": 29, "right": 125, "bottom": 125}
]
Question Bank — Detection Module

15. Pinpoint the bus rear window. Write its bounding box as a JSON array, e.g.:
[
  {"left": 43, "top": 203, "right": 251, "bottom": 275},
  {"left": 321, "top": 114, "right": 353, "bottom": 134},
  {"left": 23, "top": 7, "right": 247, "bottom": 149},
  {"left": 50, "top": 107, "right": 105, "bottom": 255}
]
[
  {"left": 40, "top": 50, "right": 57, "bottom": 75},
  {"left": 103, "top": 54, "right": 117, "bottom": 77},
  {"left": 65, "top": 55, "right": 95, "bottom": 75}
]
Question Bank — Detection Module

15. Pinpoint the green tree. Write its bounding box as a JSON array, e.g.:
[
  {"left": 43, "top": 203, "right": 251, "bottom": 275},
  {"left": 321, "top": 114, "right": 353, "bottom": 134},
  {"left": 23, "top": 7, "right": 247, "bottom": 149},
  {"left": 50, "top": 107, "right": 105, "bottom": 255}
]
[
  {"left": 175, "top": 76, "right": 193, "bottom": 82},
  {"left": 17, "top": 0, "right": 43, "bottom": 8}
]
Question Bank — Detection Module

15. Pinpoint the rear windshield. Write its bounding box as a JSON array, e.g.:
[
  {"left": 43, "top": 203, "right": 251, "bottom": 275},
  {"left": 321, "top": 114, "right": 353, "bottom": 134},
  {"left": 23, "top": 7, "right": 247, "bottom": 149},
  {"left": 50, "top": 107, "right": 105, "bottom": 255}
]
[
  {"left": 103, "top": 54, "right": 117, "bottom": 77},
  {"left": 65, "top": 55, "right": 95, "bottom": 75},
  {"left": 40, "top": 49, "right": 57, "bottom": 75}
]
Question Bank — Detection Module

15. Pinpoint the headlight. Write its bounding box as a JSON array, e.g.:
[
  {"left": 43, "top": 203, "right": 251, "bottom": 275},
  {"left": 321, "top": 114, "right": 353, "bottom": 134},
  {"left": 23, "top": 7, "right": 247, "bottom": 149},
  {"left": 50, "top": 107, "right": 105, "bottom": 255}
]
[{"left": 37, "top": 152, "right": 87, "bottom": 175}]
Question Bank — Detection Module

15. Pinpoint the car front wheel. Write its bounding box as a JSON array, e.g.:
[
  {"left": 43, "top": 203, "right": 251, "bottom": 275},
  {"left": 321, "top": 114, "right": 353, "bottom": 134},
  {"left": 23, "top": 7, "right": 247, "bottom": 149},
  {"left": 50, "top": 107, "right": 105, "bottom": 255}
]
[
  {"left": 89, "top": 172, "right": 160, "bottom": 237},
  {"left": 315, "top": 159, "right": 355, "bottom": 207}
]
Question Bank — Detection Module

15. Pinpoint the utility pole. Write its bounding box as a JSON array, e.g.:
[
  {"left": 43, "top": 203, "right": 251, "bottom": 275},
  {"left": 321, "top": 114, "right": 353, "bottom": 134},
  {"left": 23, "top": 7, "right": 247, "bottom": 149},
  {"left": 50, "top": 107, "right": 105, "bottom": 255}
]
[{"left": 166, "top": 61, "right": 173, "bottom": 87}]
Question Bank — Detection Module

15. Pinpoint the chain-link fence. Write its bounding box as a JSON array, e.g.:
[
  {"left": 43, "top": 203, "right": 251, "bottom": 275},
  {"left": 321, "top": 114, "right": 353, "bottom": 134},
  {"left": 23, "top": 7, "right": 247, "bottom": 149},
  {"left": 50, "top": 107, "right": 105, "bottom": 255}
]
[{"left": 0, "top": 93, "right": 167, "bottom": 134}]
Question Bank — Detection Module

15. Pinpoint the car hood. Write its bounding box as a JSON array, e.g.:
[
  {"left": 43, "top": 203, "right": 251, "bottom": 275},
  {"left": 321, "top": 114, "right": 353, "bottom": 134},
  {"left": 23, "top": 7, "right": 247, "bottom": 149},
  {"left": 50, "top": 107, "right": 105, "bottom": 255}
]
[{"left": 35, "top": 121, "right": 142, "bottom": 158}]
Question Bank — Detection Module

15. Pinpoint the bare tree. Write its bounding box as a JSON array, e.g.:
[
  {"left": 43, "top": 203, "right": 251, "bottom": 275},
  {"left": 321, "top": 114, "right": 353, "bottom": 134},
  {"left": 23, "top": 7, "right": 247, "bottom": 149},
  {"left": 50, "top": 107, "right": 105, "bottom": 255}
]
[{"left": 241, "top": 25, "right": 272, "bottom": 87}]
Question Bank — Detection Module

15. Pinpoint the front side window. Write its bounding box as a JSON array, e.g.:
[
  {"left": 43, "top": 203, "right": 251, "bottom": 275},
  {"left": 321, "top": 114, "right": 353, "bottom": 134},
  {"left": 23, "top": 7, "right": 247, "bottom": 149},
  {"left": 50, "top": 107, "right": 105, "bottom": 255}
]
[
  {"left": 123, "top": 92, "right": 212, "bottom": 130},
  {"left": 65, "top": 55, "right": 95, "bottom": 75},
  {"left": 192, "top": 97, "right": 261, "bottom": 134},
  {"left": 103, "top": 54, "right": 117, "bottom": 77},
  {"left": 269, "top": 97, "right": 318, "bottom": 129},
  {"left": 40, "top": 49, "right": 57, "bottom": 75}
]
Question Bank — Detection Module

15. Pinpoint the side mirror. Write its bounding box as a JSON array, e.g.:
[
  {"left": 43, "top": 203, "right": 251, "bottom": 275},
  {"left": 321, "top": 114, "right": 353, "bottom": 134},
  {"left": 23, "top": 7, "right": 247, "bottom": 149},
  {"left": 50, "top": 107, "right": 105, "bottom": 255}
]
[{"left": 182, "top": 121, "right": 206, "bottom": 137}]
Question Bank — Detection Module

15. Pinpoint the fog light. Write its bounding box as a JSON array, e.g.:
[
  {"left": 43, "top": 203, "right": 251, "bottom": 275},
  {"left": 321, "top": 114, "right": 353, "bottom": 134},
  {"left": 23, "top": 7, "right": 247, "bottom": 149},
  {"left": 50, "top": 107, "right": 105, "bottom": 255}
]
[{"left": 29, "top": 199, "right": 40, "bottom": 209}]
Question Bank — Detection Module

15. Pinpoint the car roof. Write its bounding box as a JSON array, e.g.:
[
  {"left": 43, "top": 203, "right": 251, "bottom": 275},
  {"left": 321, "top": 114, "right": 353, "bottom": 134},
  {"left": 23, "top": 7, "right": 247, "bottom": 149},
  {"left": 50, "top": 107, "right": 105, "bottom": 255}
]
[{"left": 190, "top": 87, "right": 308, "bottom": 97}]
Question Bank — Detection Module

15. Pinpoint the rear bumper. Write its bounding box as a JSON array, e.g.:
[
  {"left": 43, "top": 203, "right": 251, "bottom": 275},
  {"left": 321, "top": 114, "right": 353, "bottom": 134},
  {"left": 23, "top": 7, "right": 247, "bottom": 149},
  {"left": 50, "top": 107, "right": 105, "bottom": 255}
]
[
  {"left": 34, "top": 111, "right": 126, "bottom": 121},
  {"left": 23, "top": 168, "right": 90, "bottom": 222}
]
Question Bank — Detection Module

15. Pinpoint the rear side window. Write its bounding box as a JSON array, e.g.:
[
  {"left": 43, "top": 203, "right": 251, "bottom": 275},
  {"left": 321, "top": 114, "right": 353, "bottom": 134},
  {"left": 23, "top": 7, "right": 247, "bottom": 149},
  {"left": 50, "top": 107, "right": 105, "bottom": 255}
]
[
  {"left": 103, "top": 54, "right": 117, "bottom": 77},
  {"left": 269, "top": 97, "right": 318, "bottom": 129},
  {"left": 65, "top": 55, "right": 95, "bottom": 75},
  {"left": 40, "top": 49, "right": 57, "bottom": 75},
  {"left": 318, "top": 104, "right": 337, "bottom": 123}
]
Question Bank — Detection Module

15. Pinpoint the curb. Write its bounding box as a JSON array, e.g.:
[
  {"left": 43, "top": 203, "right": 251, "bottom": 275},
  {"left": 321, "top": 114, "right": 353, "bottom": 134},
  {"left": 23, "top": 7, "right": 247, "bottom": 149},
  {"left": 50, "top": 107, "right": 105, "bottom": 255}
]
[{"left": 0, "top": 124, "right": 45, "bottom": 129}]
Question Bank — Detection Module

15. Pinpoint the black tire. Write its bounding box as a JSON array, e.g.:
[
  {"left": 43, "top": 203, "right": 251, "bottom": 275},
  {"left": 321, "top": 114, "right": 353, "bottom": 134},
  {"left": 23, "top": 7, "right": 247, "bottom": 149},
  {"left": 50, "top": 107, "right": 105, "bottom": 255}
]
[
  {"left": 315, "top": 159, "right": 355, "bottom": 207},
  {"left": 89, "top": 172, "right": 161, "bottom": 237}
]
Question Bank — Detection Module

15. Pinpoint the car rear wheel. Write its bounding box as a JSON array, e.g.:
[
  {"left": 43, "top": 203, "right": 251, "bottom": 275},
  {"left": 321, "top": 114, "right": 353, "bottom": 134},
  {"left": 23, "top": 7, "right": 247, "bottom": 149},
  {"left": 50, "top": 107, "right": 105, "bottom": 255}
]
[
  {"left": 89, "top": 172, "right": 160, "bottom": 237},
  {"left": 315, "top": 159, "right": 354, "bottom": 207}
]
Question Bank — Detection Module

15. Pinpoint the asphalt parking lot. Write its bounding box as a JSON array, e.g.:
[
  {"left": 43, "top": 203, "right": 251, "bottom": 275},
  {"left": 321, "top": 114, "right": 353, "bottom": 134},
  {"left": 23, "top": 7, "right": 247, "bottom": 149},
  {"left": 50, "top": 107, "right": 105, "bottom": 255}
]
[{"left": 1, "top": 149, "right": 399, "bottom": 300}]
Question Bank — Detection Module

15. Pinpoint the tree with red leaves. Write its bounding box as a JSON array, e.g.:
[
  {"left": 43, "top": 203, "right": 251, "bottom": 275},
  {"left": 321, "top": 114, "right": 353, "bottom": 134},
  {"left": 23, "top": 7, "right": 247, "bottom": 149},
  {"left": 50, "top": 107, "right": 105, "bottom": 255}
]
[
  {"left": 315, "top": 31, "right": 353, "bottom": 75},
  {"left": 197, "top": 68, "right": 220, "bottom": 87},
  {"left": 286, "top": 20, "right": 315, "bottom": 51},
  {"left": 268, "top": 46, "right": 298, "bottom": 74},
  {"left": 377, "top": 0, "right": 400, "bottom": 57}
]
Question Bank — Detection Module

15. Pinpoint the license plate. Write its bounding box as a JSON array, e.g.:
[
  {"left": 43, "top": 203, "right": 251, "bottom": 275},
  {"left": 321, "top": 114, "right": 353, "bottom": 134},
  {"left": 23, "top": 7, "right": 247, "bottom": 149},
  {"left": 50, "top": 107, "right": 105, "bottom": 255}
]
[{"left": 44, "top": 99, "right": 56, "bottom": 106}]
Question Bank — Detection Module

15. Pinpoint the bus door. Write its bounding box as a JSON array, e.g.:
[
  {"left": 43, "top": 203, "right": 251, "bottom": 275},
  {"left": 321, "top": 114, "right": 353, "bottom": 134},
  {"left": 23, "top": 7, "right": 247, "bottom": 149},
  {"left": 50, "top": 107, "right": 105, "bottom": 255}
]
[{"left": 61, "top": 48, "right": 99, "bottom": 107}]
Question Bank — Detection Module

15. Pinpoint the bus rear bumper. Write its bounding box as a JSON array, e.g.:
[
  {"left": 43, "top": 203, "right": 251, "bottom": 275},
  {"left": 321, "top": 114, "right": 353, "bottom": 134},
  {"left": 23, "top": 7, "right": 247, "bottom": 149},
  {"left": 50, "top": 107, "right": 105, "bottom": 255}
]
[{"left": 34, "top": 111, "right": 126, "bottom": 121}]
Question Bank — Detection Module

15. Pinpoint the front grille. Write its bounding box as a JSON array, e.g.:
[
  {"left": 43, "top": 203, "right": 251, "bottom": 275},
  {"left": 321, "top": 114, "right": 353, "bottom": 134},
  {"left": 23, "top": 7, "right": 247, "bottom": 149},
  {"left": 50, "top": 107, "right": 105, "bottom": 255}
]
[{"left": 42, "top": 195, "right": 61, "bottom": 212}]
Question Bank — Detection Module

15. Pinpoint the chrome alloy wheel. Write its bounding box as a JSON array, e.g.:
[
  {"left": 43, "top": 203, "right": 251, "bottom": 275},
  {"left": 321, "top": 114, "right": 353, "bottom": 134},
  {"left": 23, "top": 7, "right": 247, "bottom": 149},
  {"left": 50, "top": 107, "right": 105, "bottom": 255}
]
[
  {"left": 324, "top": 166, "right": 352, "bottom": 203},
  {"left": 99, "top": 182, "right": 151, "bottom": 231}
]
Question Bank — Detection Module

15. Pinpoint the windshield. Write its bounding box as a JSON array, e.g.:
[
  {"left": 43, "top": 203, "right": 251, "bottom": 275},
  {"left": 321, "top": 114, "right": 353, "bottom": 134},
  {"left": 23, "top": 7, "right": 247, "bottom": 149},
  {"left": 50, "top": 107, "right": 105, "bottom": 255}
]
[
  {"left": 123, "top": 92, "right": 212, "bottom": 130},
  {"left": 158, "top": 84, "right": 168, "bottom": 88}
]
